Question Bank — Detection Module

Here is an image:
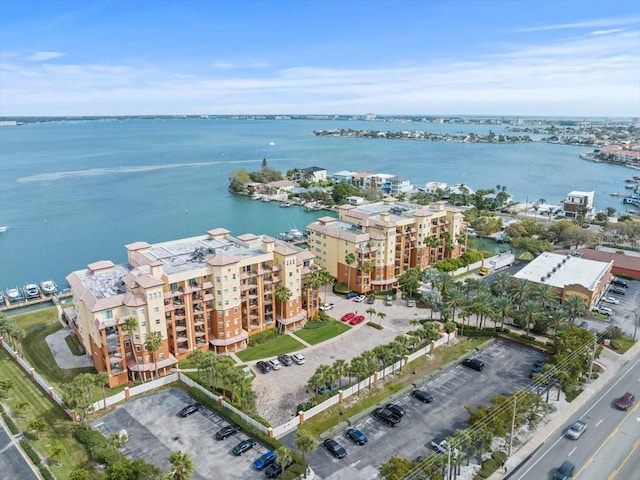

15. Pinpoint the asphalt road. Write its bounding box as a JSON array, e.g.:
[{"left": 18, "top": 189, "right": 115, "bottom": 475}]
[
  {"left": 514, "top": 353, "right": 640, "bottom": 480},
  {"left": 0, "top": 423, "right": 39, "bottom": 480},
  {"left": 306, "top": 340, "right": 547, "bottom": 480}
]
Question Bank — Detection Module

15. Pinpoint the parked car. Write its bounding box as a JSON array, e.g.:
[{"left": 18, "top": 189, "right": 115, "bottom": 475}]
[
  {"left": 345, "top": 292, "right": 359, "bottom": 299},
  {"left": 316, "top": 383, "right": 339, "bottom": 395},
  {"left": 553, "top": 460, "right": 575, "bottom": 480},
  {"left": 292, "top": 353, "right": 306, "bottom": 365},
  {"left": 385, "top": 403, "right": 405, "bottom": 418},
  {"left": 277, "top": 354, "right": 293, "bottom": 366},
  {"left": 411, "top": 389, "right": 434, "bottom": 403},
  {"left": 602, "top": 296, "right": 619, "bottom": 304},
  {"left": 264, "top": 459, "right": 294, "bottom": 479},
  {"left": 373, "top": 407, "right": 401, "bottom": 427},
  {"left": 323, "top": 438, "right": 347, "bottom": 459},
  {"left": 252, "top": 450, "right": 276, "bottom": 470},
  {"left": 215, "top": 425, "right": 239, "bottom": 440},
  {"left": 353, "top": 294, "right": 366, "bottom": 303},
  {"left": 529, "top": 365, "right": 544, "bottom": 379},
  {"left": 596, "top": 305, "right": 613, "bottom": 316},
  {"left": 178, "top": 402, "right": 201, "bottom": 417},
  {"left": 611, "top": 278, "right": 629, "bottom": 288},
  {"left": 430, "top": 437, "right": 459, "bottom": 457},
  {"left": 267, "top": 358, "right": 282, "bottom": 370},
  {"left": 406, "top": 299, "right": 416, "bottom": 307},
  {"left": 385, "top": 296, "right": 393, "bottom": 306},
  {"left": 341, "top": 312, "right": 356, "bottom": 322},
  {"left": 610, "top": 287, "right": 626, "bottom": 295},
  {"left": 344, "top": 428, "right": 368, "bottom": 445},
  {"left": 366, "top": 295, "right": 375, "bottom": 304},
  {"left": 232, "top": 438, "right": 257, "bottom": 455},
  {"left": 565, "top": 420, "right": 587, "bottom": 440},
  {"left": 319, "top": 303, "right": 334, "bottom": 311},
  {"left": 256, "top": 361, "right": 271, "bottom": 374},
  {"left": 579, "top": 321, "right": 589, "bottom": 329},
  {"left": 615, "top": 392, "right": 635, "bottom": 410},
  {"left": 462, "top": 358, "right": 485, "bottom": 371},
  {"left": 349, "top": 315, "right": 365, "bottom": 325}
]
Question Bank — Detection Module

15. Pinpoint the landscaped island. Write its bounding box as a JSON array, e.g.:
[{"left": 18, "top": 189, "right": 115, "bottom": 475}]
[{"left": 313, "top": 128, "right": 533, "bottom": 143}]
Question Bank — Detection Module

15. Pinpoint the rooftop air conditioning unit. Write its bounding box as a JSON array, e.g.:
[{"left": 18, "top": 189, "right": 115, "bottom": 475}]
[{"left": 540, "top": 277, "right": 546, "bottom": 282}]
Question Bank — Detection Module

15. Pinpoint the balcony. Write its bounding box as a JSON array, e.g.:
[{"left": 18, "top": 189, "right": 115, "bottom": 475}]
[
  {"left": 174, "top": 325, "right": 187, "bottom": 332},
  {"left": 176, "top": 336, "right": 188, "bottom": 344},
  {"left": 194, "top": 320, "right": 205, "bottom": 327},
  {"left": 271, "top": 265, "right": 282, "bottom": 272},
  {"left": 195, "top": 330, "right": 206, "bottom": 337}
]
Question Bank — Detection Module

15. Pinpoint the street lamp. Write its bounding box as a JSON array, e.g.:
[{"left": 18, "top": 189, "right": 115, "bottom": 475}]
[{"left": 633, "top": 311, "right": 639, "bottom": 341}]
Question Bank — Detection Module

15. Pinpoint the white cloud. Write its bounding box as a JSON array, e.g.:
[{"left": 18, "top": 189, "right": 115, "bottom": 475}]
[
  {"left": 27, "top": 51, "right": 66, "bottom": 62},
  {"left": 590, "top": 29, "right": 624, "bottom": 35},
  {"left": 512, "top": 16, "right": 639, "bottom": 33}
]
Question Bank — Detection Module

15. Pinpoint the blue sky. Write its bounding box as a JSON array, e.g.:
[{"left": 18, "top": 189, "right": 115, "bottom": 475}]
[{"left": 1, "top": 0, "right": 639, "bottom": 117}]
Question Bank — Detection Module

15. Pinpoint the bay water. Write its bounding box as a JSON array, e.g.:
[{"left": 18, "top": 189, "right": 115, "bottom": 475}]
[{"left": 0, "top": 118, "right": 633, "bottom": 290}]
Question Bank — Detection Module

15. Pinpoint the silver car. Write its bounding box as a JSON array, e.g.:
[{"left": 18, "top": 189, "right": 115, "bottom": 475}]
[{"left": 565, "top": 420, "right": 587, "bottom": 440}]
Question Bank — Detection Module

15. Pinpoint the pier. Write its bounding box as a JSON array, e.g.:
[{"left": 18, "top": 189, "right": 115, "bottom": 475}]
[{"left": 0, "top": 291, "right": 72, "bottom": 313}]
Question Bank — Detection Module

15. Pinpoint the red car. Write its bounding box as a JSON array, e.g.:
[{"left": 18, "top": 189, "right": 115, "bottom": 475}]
[
  {"left": 341, "top": 312, "right": 356, "bottom": 322},
  {"left": 615, "top": 392, "right": 635, "bottom": 410},
  {"left": 349, "top": 315, "right": 365, "bottom": 325}
]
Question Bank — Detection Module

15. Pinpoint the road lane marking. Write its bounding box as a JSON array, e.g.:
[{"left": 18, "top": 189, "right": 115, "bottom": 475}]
[
  {"left": 595, "top": 418, "right": 603, "bottom": 427},
  {"left": 568, "top": 446, "right": 577, "bottom": 456},
  {"left": 606, "top": 437, "right": 640, "bottom": 480},
  {"left": 575, "top": 401, "right": 640, "bottom": 479}
]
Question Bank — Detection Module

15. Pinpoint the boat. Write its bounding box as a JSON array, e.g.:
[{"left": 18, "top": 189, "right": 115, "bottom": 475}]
[
  {"left": 261, "top": 197, "right": 271, "bottom": 202},
  {"left": 5, "top": 287, "right": 24, "bottom": 303},
  {"left": 280, "top": 202, "right": 292, "bottom": 208},
  {"left": 289, "top": 228, "right": 305, "bottom": 240},
  {"left": 24, "top": 283, "right": 41, "bottom": 299},
  {"left": 40, "top": 280, "right": 58, "bottom": 295},
  {"left": 0, "top": 226, "right": 7, "bottom": 233}
]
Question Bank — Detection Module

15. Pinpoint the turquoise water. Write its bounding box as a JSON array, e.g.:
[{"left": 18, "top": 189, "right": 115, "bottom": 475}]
[{"left": 0, "top": 118, "right": 633, "bottom": 289}]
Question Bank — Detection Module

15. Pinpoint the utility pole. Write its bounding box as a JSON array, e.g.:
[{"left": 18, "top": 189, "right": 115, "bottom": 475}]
[
  {"left": 508, "top": 395, "right": 517, "bottom": 455},
  {"left": 588, "top": 333, "right": 597, "bottom": 383},
  {"left": 633, "top": 311, "right": 639, "bottom": 341}
]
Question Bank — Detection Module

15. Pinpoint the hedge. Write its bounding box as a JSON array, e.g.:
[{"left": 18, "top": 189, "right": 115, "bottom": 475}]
[
  {"left": 491, "top": 450, "right": 508, "bottom": 466},
  {"left": 39, "top": 465, "right": 55, "bottom": 480},
  {"left": 2, "top": 412, "right": 19, "bottom": 435},
  {"left": 367, "top": 322, "right": 383, "bottom": 330},
  {"left": 477, "top": 457, "right": 499, "bottom": 478},
  {"left": 20, "top": 438, "right": 42, "bottom": 467}
]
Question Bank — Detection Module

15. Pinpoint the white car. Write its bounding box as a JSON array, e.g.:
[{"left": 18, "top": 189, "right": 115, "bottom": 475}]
[
  {"left": 292, "top": 353, "right": 306, "bottom": 365},
  {"left": 319, "top": 303, "right": 334, "bottom": 311},
  {"left": 596, "top": 305, "right": 613, "bottom": 316},
  {"left": 267, "top": 358, "right": 282, "bottom": 370},
  {"left": 602, "top": 296, "right": 619, "bottom": 305},
  {"left": 353, "top": 295, "right": 366, "bottom": 303}
]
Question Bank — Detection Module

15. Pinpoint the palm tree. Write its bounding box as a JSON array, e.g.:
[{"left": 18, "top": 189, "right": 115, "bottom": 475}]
[
  {"left": 361, "top": 350, "right": 378, "bottom": 388},
  {"left": 108, "top": 431, "right": 128, "bottom": 461},
  {"left": 332, "top": 359, "right": 347, "bottom": 389},
  {"left": 275, "top": 285, "right": 292, "bottom": 335},
  {"left": 49, "top": 442, "right": 66, "bottom": 467},
  {"left": 275, "top": 447, "right": 293, "bottom": 480},
  {"left": 443, "top": 284, "right": 465, "bottom": 323},
  {"left": 307, "top": 373, "right": 325, "bottom": 396},
  {"left": 69, "top": 468, "right": 90, "bottom": 480},
  {"left": 144, "top": 331, "right": 164, "bottom": 381},
  {"left": 13, "top": 400, "right": 29, "bottom": 417},
  {"left": 533, "top": 283, "right": 559, "bottom": 310},
  {"left": 295, "top": 429, "right": 317, "bottom": 479},
  {"left": 344, "top": 252, "right": 355, "bottom": 290},
  {"left": 490, "top": 271, "right": 511, "bottom": 297},
  {"left": 423, "top": 235, "right": 440, "bottom": 265},
  {"left": 168, "top": 450, "right": 194, "bottom": 480},
  {"left": 95, "top": 372, "right": 109, "bottom": 409},
  {"left": 319, "top": 269, "right": 334, "bottom": 303},
  {"left": 376, "top": 311, "right": 386, "bottom": 327},
  {"left": 470, "top": 292, "right": 494, "bottom": 329},
  {"left": 365, "top": 307, "right": 376, "bottom": 324},
  {"left": 27, "top": 418, "right": 48, "bottom": 440},
  {"left": 409, "top": 318, "right": 420, "bottom": 332},
  {"left": 350, "top": 358, "right": 368, "bottom": 395},
  {"left": 492, "top": 296, "right": 513, "bottom": 331},
  {"left": 122, "top": 317, "right": 140, "bottom": 380},
  {"left": 562, "top": 294, "right": 588, "bottom": 325},
  {"left": 361, "top": 261, "right": 373, "bottom": 287},
  {"left": 520, "top": 300, "right": 542, "bottom": 336},
  {"left": 509, "top": 278, "right": 532, "bottom": 307}
]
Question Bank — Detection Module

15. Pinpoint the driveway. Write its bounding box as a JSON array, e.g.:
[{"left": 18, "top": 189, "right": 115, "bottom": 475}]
[
  {"left": 93, "top": 389, "right": 267, "bottom": 480},
  {"left": 307, "top": 340, "right": 546, "bottom": 480},
  {"left": 45, "top": 326, "right": 93, "bottom": 369},
  {"left": 252, "top": 291, "right": 427, "bottom": 426}
]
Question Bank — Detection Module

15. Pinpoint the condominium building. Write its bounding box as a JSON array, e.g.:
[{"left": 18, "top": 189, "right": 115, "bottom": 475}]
[
  {"left": 563, "top": 191, "right": 595, "bottom": 219},
  {"left": 65, "top": 228, "right": 316, "bottom": 387},
  {"left": 306, "top": 198, "right": 466, "bottom": 292}
]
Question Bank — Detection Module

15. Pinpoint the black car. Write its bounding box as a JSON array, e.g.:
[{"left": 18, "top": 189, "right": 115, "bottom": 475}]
[
  {"left": 323, "top": 438, "right": 347, "bottom": 459},
  {"left": 385, "top": 403, "right": 405, "bottom": 417},
  {"left": 277, "top": 354, "right": 293, "bottom": 366},
  {"left": 411, "top": 389, "right": 434, "bottom": 403},
  {"left": 178, "top": 402, "right": 201, "bottom": 417},
  {"left": 610, "top": 287, "right": 626, "bottom": 295},
  {"left": 215, "top": 425, "right": 239, "bottom": 440},
  {"left": 256, "top": 361, "right": 271, "bottom": 374},
  {"left": 611, "top": 278, "right": 629, "bottom": 288},
  {"left": 264, "top": 459, "right": 294, "bottom": 479},
  {"left": 553, "top": 460, "right": 575, "bottom": 480},
  {"left": 462, "top": 358, "right": 485, "bottom": 371},
  {"left": 344, "top": 428, "right": 368, "bottom": 445},
  {"left": 373, "top": 407, "right": 401, "bottom": 427},
  {"left": 232, "top": 438, "right": 257, "bottom": 456}
]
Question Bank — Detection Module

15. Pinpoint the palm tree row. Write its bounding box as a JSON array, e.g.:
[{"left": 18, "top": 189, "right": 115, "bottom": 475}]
[{"left": 0, "top": 312, "right": 25, "bottom": 355}]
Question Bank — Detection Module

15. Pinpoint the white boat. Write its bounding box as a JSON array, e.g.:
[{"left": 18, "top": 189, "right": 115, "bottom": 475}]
[
  {"left": 280, "top": 202, "right": 292, "bottom": 208},
  {"left": 40, "top": 280, "right": 58, "bottom": 295},
  {"left": 289, "top": 228, "right": 305, "bottom": 240},
  {"left": 24, "top": 283, "right": 41, "bottom": 299},
  {"left": 0, "top": 226, "right": 7, "bottom": 233},
  {"left": 6, "top": 287, "right": 24, "bottom": 302}
]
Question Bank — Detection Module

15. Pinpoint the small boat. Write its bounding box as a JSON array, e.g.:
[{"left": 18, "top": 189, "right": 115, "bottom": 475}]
[
  {"left": 262, "top": 197, "right": 271, "bottom": 202},
  {"left": 280, "top": 202, "right": 292, "bottom": 208},
  {"left": 6, "top": 287, "right": 24, "bottom": 303},
  {"left": 24, "top": 283, "right": 41, "bottom": 299},
  {"left": 289, "top": 228, "right": 305, "bottom": 240},
  {"left": 40, "top": 280, "right": 58, "bottom": 295},
  {"left": 0, "top": 226, "right": 7, "bottom": 233}
]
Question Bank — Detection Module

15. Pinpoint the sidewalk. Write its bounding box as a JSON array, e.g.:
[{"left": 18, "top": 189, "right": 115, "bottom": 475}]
[{"left": 488, "top": 340, "right": 640, "bottom": 480}]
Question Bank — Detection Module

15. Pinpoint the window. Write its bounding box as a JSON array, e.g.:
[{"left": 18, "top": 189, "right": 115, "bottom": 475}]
[
  {"left": 101, "top": 311, "right": 113, "bottom": 320},
  {"left": 155, "top": 319, "right": 160, "bottom": 325},
  {"left": 134, "top": 334, "right": 140, "bottom": 341},
  {"left": 218, "top": 322, "right": 224, "bottom": 329},
  {"left": 154, "top": 307, "right": 159, "bottom": 313},
  {"left": 142, "top": 333, "right": 147, "bottom": 340},
  {"left": 124, "top": 341, "right": 131, "bottom": 348},
  {"left": 141, "top": 320, "right": 146, "bottom": 327},
  {"left": 216, "top": 276, "right": 221, "bottom": 282},
  {"left": 136, "top": 345, "right": 141, "bottom": 352},
  {"left": 159, "top": 353, "right": 165, "bottom": 360},
  {"left": 145, "top": 355, "right": 151, "bottom": 362}
]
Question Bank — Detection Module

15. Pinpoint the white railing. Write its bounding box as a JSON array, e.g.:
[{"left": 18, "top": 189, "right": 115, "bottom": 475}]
[{"left": 272, "top": 416, "right": 300, "bottom": 438}]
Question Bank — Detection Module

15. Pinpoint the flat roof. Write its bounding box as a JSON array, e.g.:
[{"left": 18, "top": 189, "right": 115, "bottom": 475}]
[{"left": 513, "top": 252, "right": 611, "bottom": 291}]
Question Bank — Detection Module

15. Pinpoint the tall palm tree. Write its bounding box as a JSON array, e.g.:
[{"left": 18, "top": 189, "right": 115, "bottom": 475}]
[
  {"left": 49, "top": 442, "right": 66, "bottom": 467},
  {"left": 168, "top": 450, "right": 194, "bottom": 480},
  {"left": 562, "top": 294, "right": 588, "bottom": 325},
  {"left": 122, "top": 317, "right": 140, "bottom": 380},
  {"left": 275, "top": 285, "right": 292, "bottom": 335},
  {"left": 423, "top": 235, "right": 440, "bottom": 265},
  {"left": 471, "top": 292, "right": 494, "bottom": 329},
  {"left": 94, "top": 372, "right": 109, "bottom": 409},
  {"left": 492, "top": 296, "right": 513, "bottom": 331},
  {"left": 520, "top": 300, "right": 542, "bottom": 336},
  {"left": 350, "top": 358, "right": 368, "bottom": 395},
  {"left": 361, "top": 350, "right": 378, "bottom": 389},
  {"left": 365, "top": 307, "right": 377, "bottom": 323},
  {"left": 275, "top": 447, "right": 293, "bottom": 480},
  {"left": 376, "top": 311, "right": 386, "bottom": 327},
  {"left": 509, "top": 278, "right": 532, "bottom": 307},
  {"left": 360, "top": 261, "right": 373, "bottom": 288},
  {"left": 344, "top": 252, "right": 355, "bottom": 290},
  {"left": 490, "top": 271, "right": 511, "bottom": 297},
  {"left": 409, "top": 318, "right": 420, "bottom": 332},
  {"left": 332, "top": 359, "right": 347, "bottom": 388},
  {"left": 533, "top": 283, "right": 559, "bottom": 310},
  {"left": 443, "top": 284, "right": 465, "bottom": 323},
  {"left": 144, "top": 331, "right": 164, "bottom": 381},
  {"left": 295, "top": 429, "right": 317, "bottom": 479}
]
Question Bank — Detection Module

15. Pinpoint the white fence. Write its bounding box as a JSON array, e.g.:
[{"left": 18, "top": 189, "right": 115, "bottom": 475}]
[{"left": 449, "top": 259, "right": 484, "bottom": 277}]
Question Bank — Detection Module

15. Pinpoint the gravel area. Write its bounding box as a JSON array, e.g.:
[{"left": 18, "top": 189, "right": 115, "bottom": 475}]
[{"left": 251, "top": 291, "right": 427, "bottom": 426}]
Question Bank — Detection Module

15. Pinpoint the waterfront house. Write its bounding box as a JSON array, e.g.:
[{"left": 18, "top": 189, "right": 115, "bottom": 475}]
[{"left": 563, "top": 191, "right": 595, "bottom": 220}]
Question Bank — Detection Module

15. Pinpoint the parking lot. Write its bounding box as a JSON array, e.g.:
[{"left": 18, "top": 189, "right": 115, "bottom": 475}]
[
  {"left": 582, "top": 278, "right": 640, "bottom": 337},
  {"left": 93, "top": 389, "right": 268, "bottom": 480},
  {"left": 306, "top": 340, "right": 546, "bottom": 480}
]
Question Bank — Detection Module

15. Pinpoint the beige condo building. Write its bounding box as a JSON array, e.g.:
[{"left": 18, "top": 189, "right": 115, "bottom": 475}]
[
  {"left": 65, "top": 228, "right": 316, "bottom": 387},
  {"left": 306, "top": 198, "right": 466, "bottom": 292}
]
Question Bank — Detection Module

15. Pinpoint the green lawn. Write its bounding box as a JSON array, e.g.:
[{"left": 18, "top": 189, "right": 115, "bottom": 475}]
[
  {"left": 12, "top": 306, "right": 60, "bottom": 330},
  {"left": 235, "top": 335, "right": 305, "bottom": 362},
  {"left": 294, "top": 320, "right": 351, "bottom": 345},
  {"left": 0, "top": 349, "right": 94, "bottom": 479}
]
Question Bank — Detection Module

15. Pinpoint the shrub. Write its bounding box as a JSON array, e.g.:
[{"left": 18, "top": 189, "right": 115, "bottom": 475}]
[
  {"left": 39, "top": 466, "right": 56, "bottom": 480},
  {"left": 367, "top": 322, "right": 383, "bottom": 330},
  {"left": 492, "top": 450, "right": 508, "bottom": 466},
  {"left": 2, "top": 412, "right": 19, "bottom": 435},
  {"left": 74, "top": 426, "right": 107, "bottom": 449},
  {"left": 20, "top": 438, "right": 42, "bottom": 467},
  {"left": 477, "top": 457, "right": 499, "bottom": 478},
  {"left": 91, "top": 444, "right": 119, "bottom": 465}
]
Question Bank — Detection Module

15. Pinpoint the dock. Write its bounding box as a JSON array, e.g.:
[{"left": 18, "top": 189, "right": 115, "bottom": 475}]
[{"left": 0, "top": 291, "right": 72, "bottom": 313}]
